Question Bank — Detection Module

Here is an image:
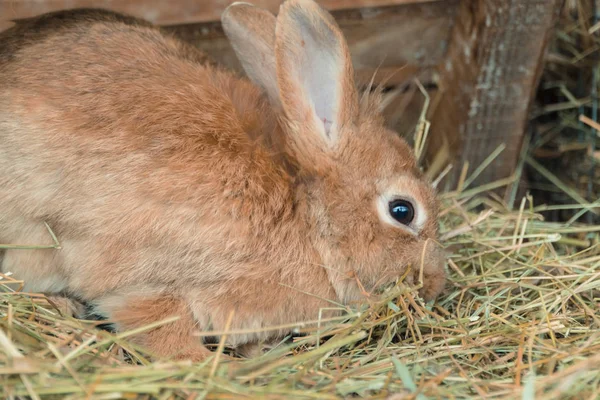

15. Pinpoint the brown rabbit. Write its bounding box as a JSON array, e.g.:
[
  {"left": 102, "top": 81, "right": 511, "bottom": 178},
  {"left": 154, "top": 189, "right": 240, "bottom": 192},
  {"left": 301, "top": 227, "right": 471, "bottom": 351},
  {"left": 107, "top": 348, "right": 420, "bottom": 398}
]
[{"left": 0, "top": 0, "right": 447, "bottom": 361}]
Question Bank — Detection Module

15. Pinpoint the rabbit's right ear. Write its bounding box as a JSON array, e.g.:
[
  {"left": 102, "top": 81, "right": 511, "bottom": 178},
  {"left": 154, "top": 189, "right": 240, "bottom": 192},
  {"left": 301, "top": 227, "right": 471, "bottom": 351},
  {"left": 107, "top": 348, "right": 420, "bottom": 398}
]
[
  {"left": 274, "top": 0, "right": 359, "bottom": 153},
  {"left": 222, "top": 2, "right": 280, "bottom": 106}
]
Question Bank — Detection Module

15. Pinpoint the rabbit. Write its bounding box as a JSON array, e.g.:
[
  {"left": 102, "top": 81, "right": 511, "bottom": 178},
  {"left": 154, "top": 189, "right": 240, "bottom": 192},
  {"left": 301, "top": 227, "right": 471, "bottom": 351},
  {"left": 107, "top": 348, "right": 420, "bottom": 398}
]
[{"left": 0, "top": 0, "right": 447, "bottom": 361}]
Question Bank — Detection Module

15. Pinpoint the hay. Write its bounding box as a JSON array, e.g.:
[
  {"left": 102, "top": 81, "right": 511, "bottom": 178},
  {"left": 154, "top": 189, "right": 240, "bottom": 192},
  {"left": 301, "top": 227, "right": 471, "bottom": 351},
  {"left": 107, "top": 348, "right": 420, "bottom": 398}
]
[
  {"left": 1, "top": 186, "right": 599, "bottom": 399},
  {"left": 530, "top": 0, "right": 599, "bottom": 224}
]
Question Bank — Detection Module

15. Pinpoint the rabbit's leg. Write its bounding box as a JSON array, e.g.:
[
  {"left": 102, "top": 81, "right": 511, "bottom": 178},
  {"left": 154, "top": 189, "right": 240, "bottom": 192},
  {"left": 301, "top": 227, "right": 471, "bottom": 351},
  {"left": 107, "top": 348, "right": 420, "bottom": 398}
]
[
  {"left": 45, "top": 294, "right": 86, "bottom": 317},
  {"left": 236, "top": 339, "right": 281, "bottom": 358},
  {"left": 97, "top": 293, "right": 217, "bottom": 362}
]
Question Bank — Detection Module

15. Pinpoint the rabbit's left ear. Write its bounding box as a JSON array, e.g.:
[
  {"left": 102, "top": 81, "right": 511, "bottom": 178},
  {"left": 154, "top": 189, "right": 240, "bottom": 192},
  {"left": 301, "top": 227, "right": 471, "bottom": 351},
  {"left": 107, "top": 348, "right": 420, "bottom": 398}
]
[
  {"left": 274, "top": 0, "right": 358, "bottom": 149},
  {"left": 222, "top": 2, "right": 280, "bottom": 107}
]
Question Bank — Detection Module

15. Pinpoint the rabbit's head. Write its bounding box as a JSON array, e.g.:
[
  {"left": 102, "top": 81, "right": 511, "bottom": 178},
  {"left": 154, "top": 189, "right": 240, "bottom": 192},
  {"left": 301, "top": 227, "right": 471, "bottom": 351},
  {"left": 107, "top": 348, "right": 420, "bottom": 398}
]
[{"left": 223, "top": 0, "right": 446, "bottom": 302}]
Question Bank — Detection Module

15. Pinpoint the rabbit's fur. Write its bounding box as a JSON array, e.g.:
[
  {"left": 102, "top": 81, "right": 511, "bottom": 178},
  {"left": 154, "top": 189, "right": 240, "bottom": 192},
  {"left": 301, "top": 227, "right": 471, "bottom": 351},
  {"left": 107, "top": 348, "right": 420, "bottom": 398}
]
[{"left": 0, "top": 0, "right": 447, "bottom": 360}]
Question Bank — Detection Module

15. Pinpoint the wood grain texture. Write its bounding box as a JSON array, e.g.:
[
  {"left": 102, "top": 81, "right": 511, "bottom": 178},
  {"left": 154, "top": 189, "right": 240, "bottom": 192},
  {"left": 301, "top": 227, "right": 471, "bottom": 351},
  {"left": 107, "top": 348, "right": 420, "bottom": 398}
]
[
  {"left": 427, "top": 0, "right": 563, "bottom": 193},
  {"left": 1, "top": 0, "right": 444, "bottom": 31},
  {"left": 166, "top": 2, "right": 457, "bottom": 86}
]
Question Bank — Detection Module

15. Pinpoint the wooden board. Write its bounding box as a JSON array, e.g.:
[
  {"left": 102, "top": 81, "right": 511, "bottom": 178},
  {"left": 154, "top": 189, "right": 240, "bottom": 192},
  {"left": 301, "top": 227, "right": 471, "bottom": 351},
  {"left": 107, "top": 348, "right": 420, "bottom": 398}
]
[
  {"left": 166, "top": 2, "right": 457, "bottom": 86},
  {"left": 426, "top": 0, "right": 563, "bottom": 193},
  {"left": 1, "top": 0, "right": 445, "bottom": 32}
]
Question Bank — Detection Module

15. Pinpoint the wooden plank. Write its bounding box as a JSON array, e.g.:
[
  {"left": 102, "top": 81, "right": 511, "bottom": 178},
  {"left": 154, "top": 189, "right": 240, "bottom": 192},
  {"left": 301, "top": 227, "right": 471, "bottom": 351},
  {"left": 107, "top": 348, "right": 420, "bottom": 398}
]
[
  {"left": 1, "top": 0, "right": 445, "bottom": 32},
  {"left": 166, "top": 2, "right": 457, "bottom": 86},
  {"left": 426, "top": 0, "right": 563, "bottom": 194},
  {"left": 381, "top": 85, "right": 438, "bottom": 139}
]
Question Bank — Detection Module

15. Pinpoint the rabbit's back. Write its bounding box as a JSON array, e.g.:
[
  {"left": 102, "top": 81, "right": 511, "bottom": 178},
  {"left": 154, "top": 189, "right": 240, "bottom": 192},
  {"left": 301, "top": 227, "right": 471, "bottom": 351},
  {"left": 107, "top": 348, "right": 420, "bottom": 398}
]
[
  {"left": 0, "top": 9, "right": 210, "bottom": 71},
  {"left": 0, "top": 9, "right": 294, "bottom": 297}
]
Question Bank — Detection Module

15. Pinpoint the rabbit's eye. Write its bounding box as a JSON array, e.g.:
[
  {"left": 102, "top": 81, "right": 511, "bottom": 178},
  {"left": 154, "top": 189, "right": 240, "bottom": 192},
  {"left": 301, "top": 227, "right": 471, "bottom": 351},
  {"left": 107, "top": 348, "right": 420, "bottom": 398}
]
[{"left": 388, "top": 199, "right": 414, "bottom": 225}]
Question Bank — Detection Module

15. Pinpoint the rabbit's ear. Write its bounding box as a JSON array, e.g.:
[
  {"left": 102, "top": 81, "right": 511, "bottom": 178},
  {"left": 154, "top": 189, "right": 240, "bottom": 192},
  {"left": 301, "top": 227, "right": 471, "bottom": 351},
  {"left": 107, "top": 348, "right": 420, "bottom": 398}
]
[
  {"left": 222, "top": 2, "right": 280, "bottom": 106},
  {"left": 275, "top": 0, "right": 358, "bottom": 148}
]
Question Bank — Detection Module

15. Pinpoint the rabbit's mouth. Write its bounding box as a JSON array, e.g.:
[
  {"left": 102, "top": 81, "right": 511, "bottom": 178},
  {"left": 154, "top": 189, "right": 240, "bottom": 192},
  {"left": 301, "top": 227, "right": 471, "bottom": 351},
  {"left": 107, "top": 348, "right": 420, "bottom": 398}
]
[
  {"left": 411, "top": 244, "right": 449, "bottom": 301},
  {"left": 372, "top": 242, "right": 449, "bottom": 301}
]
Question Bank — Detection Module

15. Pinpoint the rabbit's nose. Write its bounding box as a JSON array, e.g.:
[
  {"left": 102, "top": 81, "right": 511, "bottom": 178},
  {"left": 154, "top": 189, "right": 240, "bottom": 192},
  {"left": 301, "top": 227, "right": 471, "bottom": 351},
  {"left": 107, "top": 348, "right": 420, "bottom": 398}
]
[{"left": 414, "top": 242, "right": 448, "bottom": 301}]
